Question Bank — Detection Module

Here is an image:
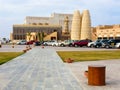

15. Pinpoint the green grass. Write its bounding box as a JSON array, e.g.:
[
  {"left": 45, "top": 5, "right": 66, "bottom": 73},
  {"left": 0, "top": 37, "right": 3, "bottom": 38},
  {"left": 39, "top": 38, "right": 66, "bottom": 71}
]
[
  {"left": 57, "top": 50, "right": 120, "bottom": 62},
  {"left": 0, "top": 52, "right": 24, "bottom": 65}
]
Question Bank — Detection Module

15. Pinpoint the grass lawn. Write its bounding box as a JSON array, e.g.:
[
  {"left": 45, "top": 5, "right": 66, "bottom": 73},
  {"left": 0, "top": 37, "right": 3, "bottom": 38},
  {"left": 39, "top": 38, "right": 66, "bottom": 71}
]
[
  {"left": 57, "top": 50, "right": 120, "bottom": 62},
  {"left": 0, "top": 52, "right": 24, "bottom": 65}
]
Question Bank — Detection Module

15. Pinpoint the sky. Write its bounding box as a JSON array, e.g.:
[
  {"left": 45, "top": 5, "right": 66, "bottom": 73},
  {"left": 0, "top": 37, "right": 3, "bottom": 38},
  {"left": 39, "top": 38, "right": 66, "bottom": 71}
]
[{"left": 0, "top": 0, "right": 120, "bottom": 39}]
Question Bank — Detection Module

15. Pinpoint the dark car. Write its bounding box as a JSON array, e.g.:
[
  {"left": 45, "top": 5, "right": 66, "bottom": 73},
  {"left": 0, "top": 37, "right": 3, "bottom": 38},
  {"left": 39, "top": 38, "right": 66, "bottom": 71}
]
[
  {"left": 35, "top": 41, "right": 44, "bottom": 46},
  {"left": 72, "top": 39, "right": 92, "bottom": 47},
  {"left": 26, "top": 40, "right": 36, "bottom": 45},
  {"left": 93, "top": 39, "right": 109, "bottom": 48},
  {"left": 104, "top": 39, "right": 120, "bottom": 48},
  {"left": 35, "top": 41, "right": 41, "bottom": 46}
]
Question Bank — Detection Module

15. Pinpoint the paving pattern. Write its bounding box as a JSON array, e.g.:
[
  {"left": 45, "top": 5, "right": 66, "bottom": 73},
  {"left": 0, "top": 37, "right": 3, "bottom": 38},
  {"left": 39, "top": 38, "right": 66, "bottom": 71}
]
[
  {"left": 0, "top": 47, "right": 83, "bottom": 90},
  {"left": 67, "top": 60, "right": 120, "bottom": 90}
]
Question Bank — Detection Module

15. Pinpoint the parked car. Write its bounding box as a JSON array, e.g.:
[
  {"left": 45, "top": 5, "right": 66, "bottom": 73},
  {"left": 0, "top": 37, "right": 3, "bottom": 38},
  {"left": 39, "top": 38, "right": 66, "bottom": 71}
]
[
  {"left": 115, "top": 42, "right": 120, "bottom": 48},
  {"left": 35, "top": 41, "right": 42, "bottom": 46},
  {"left": 60, "top": 40, "right": 77, "bottom": 47},
  {"left": 87, "top": 39, "right": 101, "bottom": 48},
  {"left": 16, "top": 40, "right": 26, "bottom": 45},
  {"left": 26, "top": 40, "right": 36, "bottom": 45},
  {"left": 93, "top": 39, "right": 109, "bottom": 48},
  {"left": 72, "top": 39, "right": 92, "bottom": 47},
  {"left": 104, "top": 39, "right": 120, "bottom": 48},
  {"left": 51, "top": 41, "right": 62, "bottom": 46},
  {"left": 43, "top": 40, "right": 57, "bottom": 46}
]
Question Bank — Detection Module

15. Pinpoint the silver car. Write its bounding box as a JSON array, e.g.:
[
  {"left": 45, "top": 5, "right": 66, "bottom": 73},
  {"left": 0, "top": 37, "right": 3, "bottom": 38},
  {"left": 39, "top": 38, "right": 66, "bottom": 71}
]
[
  {"left": 115, "top": 43, "right": 120, "bottom": 48},
  {"left": 16, "top": 40, "right": 26, "bottom": 45}
]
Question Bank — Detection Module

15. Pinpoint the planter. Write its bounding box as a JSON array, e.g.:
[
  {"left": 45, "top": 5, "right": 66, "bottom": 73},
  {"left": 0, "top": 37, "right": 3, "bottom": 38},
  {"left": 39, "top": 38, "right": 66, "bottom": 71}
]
[
  {"left": 12, "top": 46, "right": 14, "bottom": 48},
  {"left": 84, "top": 70, "right": 88, "bottom": 78},
  {"left": 26, "top": 46, "right": 28, "bottom": 49},
  {"left": 23, "top": 50, "right": 27, "bottom": 53},
  {"left": 27, "top": 49, "right": 29, "bottom": 51},
  {"left": 64, "top": 58, "right": 74, "bottom": 63}
]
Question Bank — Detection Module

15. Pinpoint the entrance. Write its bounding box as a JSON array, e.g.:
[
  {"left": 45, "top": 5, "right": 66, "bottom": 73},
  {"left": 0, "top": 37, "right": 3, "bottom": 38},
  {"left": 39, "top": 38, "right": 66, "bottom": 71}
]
[{"left": 51, "top": 37, "right": 56, "bottom": 40}]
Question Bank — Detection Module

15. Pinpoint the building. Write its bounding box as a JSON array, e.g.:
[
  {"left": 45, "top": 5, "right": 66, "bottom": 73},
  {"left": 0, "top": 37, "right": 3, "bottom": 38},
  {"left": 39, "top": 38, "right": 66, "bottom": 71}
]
[
  {"left": 24, "top": 13, "right": 73, "bottom": 32},
  {"left": 11, "top": 13, "right": 73, "bottom": 41},
  {"left": 71, "top": 10, "right": 91, "bottom": 40},
  {"left": 96, "top": 24, "right": 120, "bottom": 39},
  {"left": 12, "top": 11, "right": 120, "bottom": 42},
  {"left": 13, "top": 24, "right": 62, "bottom": 41}
]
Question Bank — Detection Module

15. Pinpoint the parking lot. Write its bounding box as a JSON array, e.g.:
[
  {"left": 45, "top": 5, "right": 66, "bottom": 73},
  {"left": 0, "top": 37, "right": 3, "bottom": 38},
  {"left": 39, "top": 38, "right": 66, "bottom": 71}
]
[
  {"left": 0, "top": 45, "right": 29, "bottom": 52},
  {"left": 0, "top": 45, "right": 119, "bottom": 52}
]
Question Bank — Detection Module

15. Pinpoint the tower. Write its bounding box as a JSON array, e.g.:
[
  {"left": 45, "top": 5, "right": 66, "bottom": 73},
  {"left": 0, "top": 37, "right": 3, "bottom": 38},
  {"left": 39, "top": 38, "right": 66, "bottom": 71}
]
[
  {"left": 71, "top": 10, "right": 81, "bottom": 40},
  {"left": 63, "top": 16, "right": 69, "bottom": 34},
  {"left": 81, "top": 10, "right": 91, "bottom": 40}
]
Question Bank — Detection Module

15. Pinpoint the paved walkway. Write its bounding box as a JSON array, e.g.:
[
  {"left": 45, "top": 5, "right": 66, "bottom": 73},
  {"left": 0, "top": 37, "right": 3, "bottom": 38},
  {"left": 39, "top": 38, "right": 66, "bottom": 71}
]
[
  {"left": 0, "top": 47, "right": 82, "bottom": 90},
  {"left": 66, "top": 59, "right": 120, "bottom": 90}
]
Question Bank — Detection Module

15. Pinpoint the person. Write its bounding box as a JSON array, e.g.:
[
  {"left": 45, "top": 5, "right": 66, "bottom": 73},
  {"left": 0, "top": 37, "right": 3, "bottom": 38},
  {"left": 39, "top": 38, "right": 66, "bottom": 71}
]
[{"left": 0, "top": 40, "right": 2, "bottom": 48}]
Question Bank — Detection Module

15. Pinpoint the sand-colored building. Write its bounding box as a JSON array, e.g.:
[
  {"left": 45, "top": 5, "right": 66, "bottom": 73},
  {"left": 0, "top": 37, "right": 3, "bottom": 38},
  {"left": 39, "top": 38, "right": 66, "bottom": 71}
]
[
  {"left": 71, "top": 10, "right": 91, "bottom": 40},
  {"left": 12, "top": 24, "right": 62, "bottom": 41},
  {"left": 94, "top": 24, "right": 120, "bottom": 40},
  {"left": 81, "top": 10, "right": 91, "bottom": 40},
  {"left": 24, "top": 13, "right": 73, "bottom": 32},
  {"left": 71, "top": 10, "right": 81, "bottom": 40},
  {"left": 11, "top": 13, "right": 73, "bottom": 41},
  {"left": 11, "top": 11, "right": 120, "bottom": 42}
]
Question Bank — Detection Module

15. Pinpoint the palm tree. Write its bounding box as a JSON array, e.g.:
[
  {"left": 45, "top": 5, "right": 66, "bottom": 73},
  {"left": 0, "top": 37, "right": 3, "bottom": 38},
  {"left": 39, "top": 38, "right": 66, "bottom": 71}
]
[
  {"left": 27, "top": 32, "right": 32, "bottom": 41},
  {"left": 37, "top": 32, "right": 41, "bottom": 41},
  {"left": 41, "top": 32, "right": 44, "bottom": 41}
]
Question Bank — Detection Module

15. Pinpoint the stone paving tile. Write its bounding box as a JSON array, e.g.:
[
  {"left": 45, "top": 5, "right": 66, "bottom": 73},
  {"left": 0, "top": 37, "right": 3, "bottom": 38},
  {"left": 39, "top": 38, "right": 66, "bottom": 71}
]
[
  {"left": 66, "top": 59, "right": 120, "bottom": 90},
  {"left": 0, "top": 47, "right": 83, "bottom": 90}
]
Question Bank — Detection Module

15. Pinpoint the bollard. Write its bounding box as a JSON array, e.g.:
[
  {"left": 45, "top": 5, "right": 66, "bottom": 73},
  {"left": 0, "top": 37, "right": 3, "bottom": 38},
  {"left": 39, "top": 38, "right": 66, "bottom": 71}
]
[{"left": 88, "top": 65, "right": 106, "bottom": 86}]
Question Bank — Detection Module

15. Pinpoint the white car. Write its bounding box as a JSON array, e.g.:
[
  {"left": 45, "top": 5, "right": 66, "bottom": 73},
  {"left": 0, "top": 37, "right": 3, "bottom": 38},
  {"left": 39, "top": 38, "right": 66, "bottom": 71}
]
[
  {"left": 16, "top": 40, "right": 26, "bottom": 45},
  {"left": 43, "top": 40, "right": 57, "bottom": 46},
  {"left": 115, "top": 43, "right": 120, "bottom": 48},
  {"left": 87, "top": 41, "right": 95, "bottom": 47},
  {"left": 51, "top": 41, "right": 61, "bottom": 46}
]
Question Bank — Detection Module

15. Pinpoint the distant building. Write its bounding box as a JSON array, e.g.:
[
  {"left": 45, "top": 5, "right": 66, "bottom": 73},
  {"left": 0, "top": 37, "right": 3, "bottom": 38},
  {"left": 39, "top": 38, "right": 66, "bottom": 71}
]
[
  {"left": 12, "top": 13, "right": 73, "bottom": 41},
  {"left": 11, "top": 11, "right": 120, "bottom": 42},
  {"left": 71, "top": 10, "right": 91, "bottom": 40},
  {"left": 94, "top": 24, "right": 120, "bottom": 40},
  {"left": 13, "top": 24, "right": 62, "bottom": 41},
  {"left": 24, "top": 13, "right": 73, "bottom": 32}
]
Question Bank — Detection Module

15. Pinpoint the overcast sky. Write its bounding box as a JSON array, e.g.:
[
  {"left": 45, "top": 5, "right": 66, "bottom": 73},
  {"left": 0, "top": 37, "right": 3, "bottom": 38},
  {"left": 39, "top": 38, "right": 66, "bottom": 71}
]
[{"left": 0, "top": 0, "right": 120, "bottom": 38}]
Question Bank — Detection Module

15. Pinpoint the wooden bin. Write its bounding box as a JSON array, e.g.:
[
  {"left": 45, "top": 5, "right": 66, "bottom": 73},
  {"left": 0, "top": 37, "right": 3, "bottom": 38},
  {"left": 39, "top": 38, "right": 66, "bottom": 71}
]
[{"left": 88, "top": 65, "right": 106, "bottom": 86}]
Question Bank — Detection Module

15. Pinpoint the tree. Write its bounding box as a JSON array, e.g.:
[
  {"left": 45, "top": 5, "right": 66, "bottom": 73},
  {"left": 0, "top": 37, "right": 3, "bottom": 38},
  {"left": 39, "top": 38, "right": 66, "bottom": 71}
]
[
  {"left": 37, "top": 32, "right": 41, "bottom": 41},
  {"left": 41, "top": 32, "right": 44, "bottom": 41},
  {"left": 27, "top": 32, "right": 32, "bottom": 41}
]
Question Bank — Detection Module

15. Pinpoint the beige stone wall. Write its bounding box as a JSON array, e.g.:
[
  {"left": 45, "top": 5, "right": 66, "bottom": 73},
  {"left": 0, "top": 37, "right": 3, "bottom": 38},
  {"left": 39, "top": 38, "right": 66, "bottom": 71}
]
[
  {"left": 71, "top": 10, "right": 92, "bottom": 40},
  {"left": 24, "top": 13, "right": 73, "bottom": 32},
  {"left": 81, "top": 10, "right": 91, "bottom": 40},
  {"left": 71, "top": 10, "right": 81, "bottom": 40},
  {"left": 13, "top": 24, "right": 62, "bottom": 40},
  {"left": 63, "top": 16, "right": 69, "bottom": 34},
  {"left": 10, "top": 33, "right": 13, "bottom": 40},
  {"left": 26, "top": 32, "right": 58, "bottom": 41},
  {"left": 96, "top": 24, "right": 120, "bottom": 39},
  {"left": 44, "top": 32, "right": 57, "bottom": 41},
  {"left": 91, "top": 27, "right": 97, "bottom": 41}
]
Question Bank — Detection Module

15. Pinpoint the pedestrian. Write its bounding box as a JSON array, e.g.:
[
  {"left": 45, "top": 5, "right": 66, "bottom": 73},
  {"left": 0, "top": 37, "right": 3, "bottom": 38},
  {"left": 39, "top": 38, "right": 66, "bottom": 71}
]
[{"left": 0, "top": 40, "right": 2, "bottom": 48}]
